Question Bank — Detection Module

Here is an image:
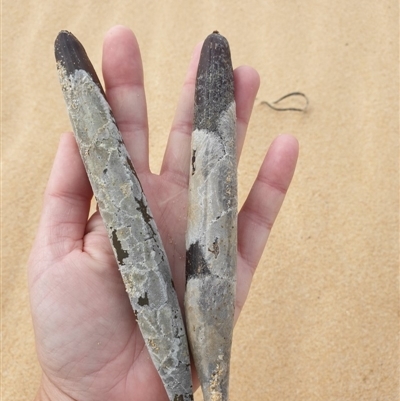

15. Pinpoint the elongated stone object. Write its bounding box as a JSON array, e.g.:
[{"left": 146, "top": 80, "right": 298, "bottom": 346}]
[
  {"left": 185, "top": 32, "right": 237, "bottom": 401},
  {"left": 54, "top": 31, "right": 193, "bottom": 401}
]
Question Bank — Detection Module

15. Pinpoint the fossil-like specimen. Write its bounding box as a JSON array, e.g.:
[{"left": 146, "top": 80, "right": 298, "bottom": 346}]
[
  {"left": 54, "top": 30, "right": 193, "bottom": 401},
  {"left": 185, "top": 32, "right": 237, "bottom": 401}
]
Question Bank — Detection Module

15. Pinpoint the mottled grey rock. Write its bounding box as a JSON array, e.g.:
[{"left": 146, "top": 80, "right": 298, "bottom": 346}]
[
  {"left": 185, "top": 32, "right": 237, "bottom": 401},
  {"left": 55, "top": 31, "right": 193, "bottom": 401}
]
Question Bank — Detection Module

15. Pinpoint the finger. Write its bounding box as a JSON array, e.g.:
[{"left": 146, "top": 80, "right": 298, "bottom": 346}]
[
  {"left": 35, "top": 132, "right": 92, "bottom": 256},
  {"left": 234, "top": 65, "right": 260, "bottom": 161},
  {"left": 160, "top": 42, "right": 202, "bottom": 186},
  {"left": 102, "top": 25, "right": 149, "bottom": 173},
  {"left": 235, "top": 134, "right": 299, "bottom": 311}
]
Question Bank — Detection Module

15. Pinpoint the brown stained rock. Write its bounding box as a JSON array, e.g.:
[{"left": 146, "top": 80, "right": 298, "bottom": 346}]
[
  {"left": 55, "top": 31, "right": 193, "bottom": 401},
  {"left": 185, "top": 32, "right": 237, "bottom": 401}
]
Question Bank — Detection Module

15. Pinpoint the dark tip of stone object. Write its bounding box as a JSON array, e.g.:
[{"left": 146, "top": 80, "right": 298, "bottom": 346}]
[
  {"left": 194, "top": 32, "right": 234, "bottom": 132},
  {"left": 55, "top": 30, "right": 105, "bottom": 96}
]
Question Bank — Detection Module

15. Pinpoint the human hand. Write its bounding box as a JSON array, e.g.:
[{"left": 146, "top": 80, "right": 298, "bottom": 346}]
[{"left": 28, "top": 25, "right": 299, "bottom": 401}]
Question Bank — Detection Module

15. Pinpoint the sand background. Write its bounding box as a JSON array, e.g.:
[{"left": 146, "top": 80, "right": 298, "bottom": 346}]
[{"left": 2, "top": 1, "right": 398, "bottom": 400}]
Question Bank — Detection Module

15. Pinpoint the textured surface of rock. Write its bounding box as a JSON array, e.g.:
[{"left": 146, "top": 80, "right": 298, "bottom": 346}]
[
  {"left": 185, "top": 32, "right": 237, "bottom": 401},
  {"left": 55, "top": 31, "right": 193, "bottom": 401}
]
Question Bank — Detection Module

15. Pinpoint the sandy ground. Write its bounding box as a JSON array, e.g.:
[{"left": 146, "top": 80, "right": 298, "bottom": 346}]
[{"left": 2, "top": 1, "right": 398, "bottom": 400}]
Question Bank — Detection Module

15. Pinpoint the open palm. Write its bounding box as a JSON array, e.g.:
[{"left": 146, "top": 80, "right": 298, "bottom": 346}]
[{"left": 28, "top": 26, "right": 298, "bottom": 401}]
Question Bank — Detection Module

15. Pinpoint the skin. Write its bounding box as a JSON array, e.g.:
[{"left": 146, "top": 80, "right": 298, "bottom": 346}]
[{"left": 28, "top": 25, "right": 299, "bottom": 401}]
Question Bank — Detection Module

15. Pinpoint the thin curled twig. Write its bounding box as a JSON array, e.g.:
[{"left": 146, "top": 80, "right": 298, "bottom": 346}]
[{"left": 261, "top": 92, "right": 309, "bottom": 112}]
